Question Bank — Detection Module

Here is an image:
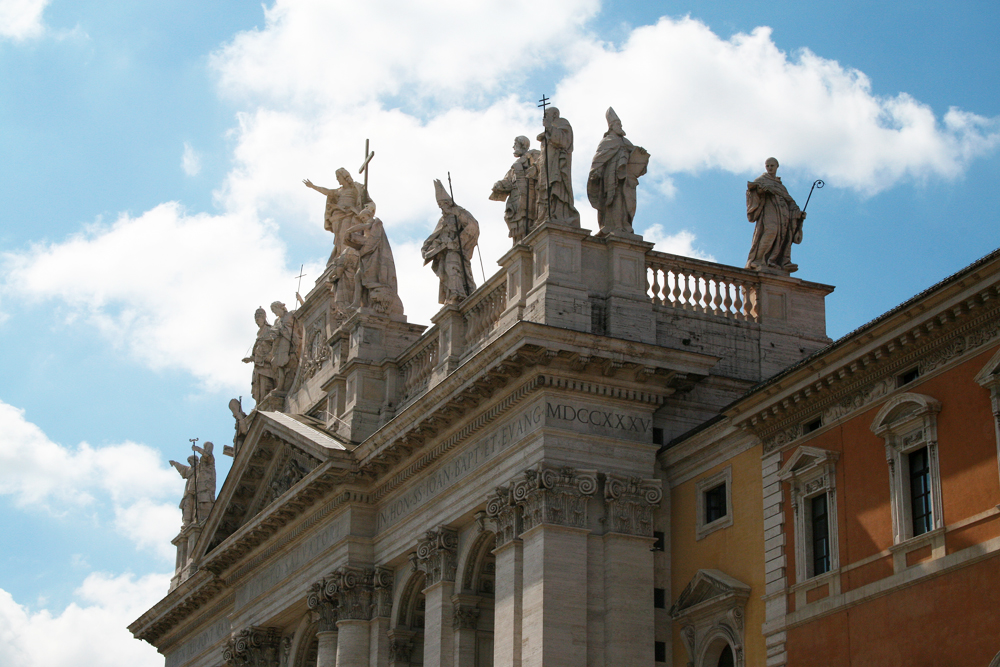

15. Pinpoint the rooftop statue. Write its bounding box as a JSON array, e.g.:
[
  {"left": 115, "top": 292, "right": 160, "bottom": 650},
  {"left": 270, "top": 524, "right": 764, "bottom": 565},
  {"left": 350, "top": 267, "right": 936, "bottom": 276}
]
[
  {"left": 745, "top": 157, "right": 805, "bottom": 274},
  {"left": 490, "top": 135, "right": 540, "bottom": 243},
  {"left": 424, "top": 179, "right": 480, "bottom": 305},
  {"left": 303, "top": 168, "right": 372, "bottom": 263},
  {"left": 343, "top": 204, "right": 405, "bottom": 317},
  {"left": 242, "top": 307, "right": 276, "bottom": 406},
  {"left": 328, "top": 246, "right": 360, "bottom": 324},
  {"left": 169, "top": 455, "right": 199, "bottom": 527},
  {"left": 192, "top": 442, "right": 216, "bottom": 521},
  {"left": 588, "top": 107, "right": 649, "bottom": 236},
  {"left": 536, "top": 107, "right": 580, "bottom": 227},
  {"left": 226, "top": 398, "right": 249, "bottom": 457},
  {"left": 268, "top": 300, "right": 302, "bottom": 393}
]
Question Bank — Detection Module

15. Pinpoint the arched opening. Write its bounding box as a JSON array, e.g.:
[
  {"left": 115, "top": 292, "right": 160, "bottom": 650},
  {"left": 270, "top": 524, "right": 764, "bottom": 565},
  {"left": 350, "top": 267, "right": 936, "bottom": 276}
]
[
  {"left": 700, "top": 634, "right": 740, "bottom": 667},
  {"left": 716, "top": 645, "right": 734, "bottom": 667},
  {"left": 287, "top": 614, "right": 320, "bottom": 667},
  {"left": 390, "top": 571, "right": 426, "bottom": 666},
  {"left": 457, "top": 531, "right": 496, "bottom": 667}
]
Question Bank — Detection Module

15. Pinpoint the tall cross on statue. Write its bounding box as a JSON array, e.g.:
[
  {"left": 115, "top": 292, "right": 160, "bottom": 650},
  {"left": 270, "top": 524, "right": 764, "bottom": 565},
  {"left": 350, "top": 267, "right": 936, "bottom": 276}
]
[
  {"left": 537, "top": 94, "right": 550, "bottom": 118},
  {"left": 358, "top": 138, "right": 375, "bottom": 199},
  {"left": 294, "top": 264, "right": 306, "bottom": 306}
]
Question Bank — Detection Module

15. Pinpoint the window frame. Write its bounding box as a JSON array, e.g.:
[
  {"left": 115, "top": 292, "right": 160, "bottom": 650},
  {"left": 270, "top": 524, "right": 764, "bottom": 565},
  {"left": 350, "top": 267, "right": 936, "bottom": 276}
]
[
  {"left": 695, "top": 466, "right": 733, "bottom": 541},
  {"left": 777, "top": 446, "right": 841, "bottom": 589}
]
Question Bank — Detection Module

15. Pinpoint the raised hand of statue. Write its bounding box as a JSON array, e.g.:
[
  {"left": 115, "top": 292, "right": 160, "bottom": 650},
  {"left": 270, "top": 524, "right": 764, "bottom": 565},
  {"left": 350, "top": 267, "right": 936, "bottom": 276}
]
[{"left": 303, "top": 178, "right": 315, "bottom": 189}]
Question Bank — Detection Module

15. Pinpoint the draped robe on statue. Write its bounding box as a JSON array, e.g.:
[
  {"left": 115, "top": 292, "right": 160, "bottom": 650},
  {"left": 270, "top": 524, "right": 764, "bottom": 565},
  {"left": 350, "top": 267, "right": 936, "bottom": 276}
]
[{"left": 746, "top": 172, "right": 803, "bottom": 273}]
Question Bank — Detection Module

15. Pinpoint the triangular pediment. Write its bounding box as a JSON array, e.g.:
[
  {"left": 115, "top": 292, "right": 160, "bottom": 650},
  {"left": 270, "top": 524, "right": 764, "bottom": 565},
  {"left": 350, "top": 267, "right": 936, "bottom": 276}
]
[
  {"left": 670, "top": 569, "right": 750, "bottom": 619},
  {"left": 974, "top": 347, "right": 1000, "bottom": 389},
  {"left": 195, "top": 410, "right": 355, "bottom": 558},
  {"left": 777, "top": 445, "right": 838, "bottom": 481}
]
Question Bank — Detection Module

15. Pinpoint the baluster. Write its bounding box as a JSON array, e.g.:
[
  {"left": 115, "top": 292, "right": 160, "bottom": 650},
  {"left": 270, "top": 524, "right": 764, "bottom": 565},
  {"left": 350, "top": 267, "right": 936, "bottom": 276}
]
[
  {"left": 682, "top": 272, "right": 693, "bottom": 309},
  {"left": 733, "top": 281, "right": 745, "bottom": 321},
  {"left": 723, "top": 279, "right": 734, "bottom": 318},
  {"left": 691, "top": 272, "right": 704, "bottom": 312},
  {"left": 650, "top": 266, "right": 661, "bottom": 305},
  {"left": 710, "top": 276, "right": 722, "bottom": 315},
  {"left": 670, "top": 271, "right": 682, "bottom": 307}
]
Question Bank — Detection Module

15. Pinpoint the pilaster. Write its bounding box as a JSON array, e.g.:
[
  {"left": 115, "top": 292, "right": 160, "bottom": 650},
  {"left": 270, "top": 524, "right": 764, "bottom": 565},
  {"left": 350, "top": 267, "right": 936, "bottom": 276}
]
[
  {"left": 515, "top": 465, "right": 597, "bottom": 667},
  {"left": 452, "top": 593, "right": 481, "bottom": 667},
  {"left": 487, "top": 485, "right": 523, "bottom": 667},
  {"left": 412, "top": 526, "right": 459, "bottom": 667},
  {"left": 602, "top": 473, "right": 662, "bottom": 665}
]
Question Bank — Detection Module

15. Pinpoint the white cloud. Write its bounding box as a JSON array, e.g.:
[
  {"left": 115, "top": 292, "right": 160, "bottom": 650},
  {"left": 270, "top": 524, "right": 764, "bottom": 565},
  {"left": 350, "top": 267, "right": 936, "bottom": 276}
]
[
  {"left": 0, "top": 0, "right": 49, "bottom": 40},
  {"left": 182, "top": 142, "right": 202, "bottom": 176},
  {"left": 2, "top": 202, "right": 296, "bottom": 391},
  {"left": 6, "top": 6, "right": 1000, "bottom": 389},
  {"left": 211, "top": 0, "right": 600, "bottom": 109},
  {"left": 553, "top": 18, "right": 1000, "bottom": 195},
  {"left": 642, "top": 225, "right": 714, "bottom": 262},
  {"left": 0, "top": 571, "right": 168, "bottom": 667},
  {"left": 0, "top": 399, "right": 181, "bottom": 560}
]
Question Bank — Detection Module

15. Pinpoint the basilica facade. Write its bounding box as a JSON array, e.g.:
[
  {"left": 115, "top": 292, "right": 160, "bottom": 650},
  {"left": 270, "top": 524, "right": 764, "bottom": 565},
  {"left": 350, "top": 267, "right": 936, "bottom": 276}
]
[{"left": 129, "top": 122, "right": 1000, "bottom": 666}]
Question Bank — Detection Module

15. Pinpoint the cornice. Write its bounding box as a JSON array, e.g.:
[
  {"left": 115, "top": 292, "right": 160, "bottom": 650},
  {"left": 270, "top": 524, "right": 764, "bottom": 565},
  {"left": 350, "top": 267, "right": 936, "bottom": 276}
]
[{"left": 734, "top": 282, "right": 1000, "bottom": 453}]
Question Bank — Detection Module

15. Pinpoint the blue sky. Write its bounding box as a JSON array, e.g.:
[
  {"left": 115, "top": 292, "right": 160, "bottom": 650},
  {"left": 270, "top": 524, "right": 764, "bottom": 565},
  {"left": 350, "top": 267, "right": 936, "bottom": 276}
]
[{"left": 1, "top": 1, "right": 998, "bottom": 664}]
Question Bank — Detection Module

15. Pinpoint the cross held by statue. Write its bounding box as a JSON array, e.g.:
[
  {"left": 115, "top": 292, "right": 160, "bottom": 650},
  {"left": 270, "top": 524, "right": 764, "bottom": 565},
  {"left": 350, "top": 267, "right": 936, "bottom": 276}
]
[{"left": 358, "top": 138, "right": 375, "bottom": 194}]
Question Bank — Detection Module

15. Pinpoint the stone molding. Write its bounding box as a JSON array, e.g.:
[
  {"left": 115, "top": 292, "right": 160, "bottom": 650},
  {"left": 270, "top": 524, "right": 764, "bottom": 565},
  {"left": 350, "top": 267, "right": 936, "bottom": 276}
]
[
  {"left": 516, "top": 465, "right": 598, "bottom": 532},
  {"left": 752, "top": 299, "right": 1000, "bottom": 453},
  {"left": 411, "top": 526, "right": 459, "bottom": 586},
  {"left": 223, "top": 626, "right": 282, "bottom": 667},
  {"left": 603, "top": 473, "right": 662, "bottom": 536}
]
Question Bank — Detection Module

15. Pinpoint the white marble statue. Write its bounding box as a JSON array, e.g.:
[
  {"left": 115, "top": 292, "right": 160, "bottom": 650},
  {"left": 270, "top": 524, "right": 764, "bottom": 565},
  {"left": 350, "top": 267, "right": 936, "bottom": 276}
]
[
  {"left": 242, "top": 307, "right": 277, "bottom": 405},
  {"left": 169, "top": 455, "right": 199, "bottom": 526},
  {"left": 588, "top": 107, "right": 649, "bottom": 236},
  {"left": 423, "top": 179, "right": 480, "bottom": 305},
  {"left": 227, "top": 399, "right": 249, "bottom": 457},
  {"left": 303, "top": 169, "right": 372, "bottom": 263},
  {"left": 745, "top": 157, "right": 805, "bottom": 274},
  {"left": 192, "top": 442, "right": 216, "bottom": 521},
  {"left": 343, "top": 204, "right": 405, "bottom": 316},
  {"left": 490, "top": 136, "right": 540, "bottom": 243},
  {"left": 536, "top": 107, "right": 580, "bottom": 226},
  {"left": 328, "top": 246, "right": 360, "bottom": 323},
  {"left": 268, "top": 301, "right": 301, "bottom": 393}
]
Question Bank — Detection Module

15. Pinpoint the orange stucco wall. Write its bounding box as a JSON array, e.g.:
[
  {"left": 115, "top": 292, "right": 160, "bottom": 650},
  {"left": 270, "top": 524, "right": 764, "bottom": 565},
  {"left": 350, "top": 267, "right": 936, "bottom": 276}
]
[
  {"left": 784, "top": 344, "right": 1000, "bottom": 663},
  {"left": 782, "top": 344, "right": 1000, "bottom": 591},
  {"left": 787, "top": 554, "right": 1000, "bottom": 666},
  {"left": 670, "top": 445, "right": 765, "bottom": 666}
]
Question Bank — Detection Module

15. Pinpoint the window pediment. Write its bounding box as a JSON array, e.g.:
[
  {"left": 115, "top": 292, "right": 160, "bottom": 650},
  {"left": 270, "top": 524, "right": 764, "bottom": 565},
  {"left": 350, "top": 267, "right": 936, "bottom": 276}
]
[{"left": 871, "top": 392, "right": 941, "bottom": 437}]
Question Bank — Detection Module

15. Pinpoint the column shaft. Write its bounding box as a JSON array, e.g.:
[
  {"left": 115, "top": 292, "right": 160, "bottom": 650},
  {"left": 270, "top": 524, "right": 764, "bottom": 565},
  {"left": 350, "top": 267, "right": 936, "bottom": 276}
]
[
  {"left": 603, "top": 534, "right": 655, "bottom": 664},
  {"left": 335, "top": 619, "right": 370, "bottom": 667},
  {"left": 492, "top": 539, "right": 523, "bottom": 667},
  {"left": 422, "top": 581, "right": 455, "bottom": 667},
  {"left": 520, "top": 524, "right": 589, "bottom": 667},
  {"left": 316, "top": 630, "right": 338, "bottom": 667}
]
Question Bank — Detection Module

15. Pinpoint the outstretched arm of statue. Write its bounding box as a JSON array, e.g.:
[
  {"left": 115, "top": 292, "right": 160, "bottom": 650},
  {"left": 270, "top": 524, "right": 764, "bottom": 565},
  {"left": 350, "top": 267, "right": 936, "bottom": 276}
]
[
  {"left": 169, "top": 460, "right": 190, "bottom": 476},
  {"left": 303, "top": 179, "right": 333, "bottom": 196}
]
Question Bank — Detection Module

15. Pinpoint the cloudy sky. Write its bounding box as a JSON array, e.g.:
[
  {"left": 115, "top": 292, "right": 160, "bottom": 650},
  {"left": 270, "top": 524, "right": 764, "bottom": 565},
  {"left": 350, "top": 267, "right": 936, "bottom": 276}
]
[{"left": 1, "top": 0, "right": 998, "bottom": 664}]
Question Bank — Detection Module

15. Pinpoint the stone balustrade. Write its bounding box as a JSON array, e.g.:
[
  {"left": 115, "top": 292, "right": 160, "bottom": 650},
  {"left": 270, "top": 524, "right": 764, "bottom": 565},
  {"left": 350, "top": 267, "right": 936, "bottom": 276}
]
[
  {"left": 398, "top": 333, "right": 438, "bottom": 407},
  {"left": 462, "top": 272, "right": 507, "bottom": 350},
  {"left": 646, "top": 251, "right": 760, "bottom": 322}
]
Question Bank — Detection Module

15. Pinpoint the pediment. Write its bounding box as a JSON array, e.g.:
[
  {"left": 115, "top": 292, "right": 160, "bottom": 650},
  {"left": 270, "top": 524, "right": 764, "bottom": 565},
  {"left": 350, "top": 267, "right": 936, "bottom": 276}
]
[
  {"left": 670, "top": 569, "right": 750, "bottom": 620},
  {"left": 871, "top": 392, "right": 941, "bottom": 435},
  {"left": 197, "top": 410, "right": 353, "bottom": 556},
  {"left": 777, "top": 445, "right": 838, "bottom": 481},
  {"left": 974, "top": 347, "right": 1000, "bottom": 389}
]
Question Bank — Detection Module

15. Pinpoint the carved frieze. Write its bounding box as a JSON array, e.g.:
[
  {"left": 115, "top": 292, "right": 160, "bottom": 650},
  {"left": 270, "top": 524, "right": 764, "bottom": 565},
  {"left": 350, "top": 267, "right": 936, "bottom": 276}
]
[
  {"left": 411, "top": 526, "right": 458, "bottom": 586},
  {"left": 223, "top": 626, "right": 282, "bottom": 667},
  {"left": 603, "top": 473, "right": 662, "bottom": 536},
  {"left": 516, "top": 465, "right": 597, "bottom": 532}
]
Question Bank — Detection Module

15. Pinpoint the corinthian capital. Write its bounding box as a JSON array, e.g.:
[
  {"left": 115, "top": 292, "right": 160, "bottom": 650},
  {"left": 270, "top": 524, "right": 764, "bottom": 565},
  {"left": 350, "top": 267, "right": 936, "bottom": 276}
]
[
  {"left": 604, "top": 473, "right": 662, "bottom": 536},
  {"left": 518, "top": 464, "right": 597, "bottom": 531},
  {"left": 223, "top": 626, "right": 282, "bottom": 667},
  {"left": 412, "top": 525, "right": 458, "bottom": 586}
]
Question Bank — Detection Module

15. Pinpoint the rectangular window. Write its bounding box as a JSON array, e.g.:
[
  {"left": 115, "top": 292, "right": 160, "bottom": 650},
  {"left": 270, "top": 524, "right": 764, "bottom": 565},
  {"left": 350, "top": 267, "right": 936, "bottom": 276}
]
[
  {"left": 653, "top": 587, "right": 666, "bottom": 609},
  {"left": 803, "top": 417, "right": 822, "bottom": 434},
  {"left": 652, "top": 531, "right": 665, "bottom": 552},
  {"left": 898, "top": 367, "right": 920, "bottom": 387},
  {"left": 654, "top": 641, "right": 666, "bottom": 663},
  {"left": 652, "top": 427, "right": 664, "bottom": 445},
  {"left": 811, "top": 494, "right": 830, "bottom": 576},
  {"left": 909, "top": 447, "right": 932, "bottom": 536},
  {"left": 705, "top": 483, "right": 727, "bottom": 523}
]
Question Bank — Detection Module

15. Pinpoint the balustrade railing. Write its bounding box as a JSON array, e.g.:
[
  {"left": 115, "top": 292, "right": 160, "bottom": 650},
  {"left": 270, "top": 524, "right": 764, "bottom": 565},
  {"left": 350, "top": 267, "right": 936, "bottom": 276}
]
[
  {"left": 463, "top": 274, "right": 507, "bottom": 349},
  {"left": 646, "top": 252, "right": 759, "bottom": 322},
  {"left": 398, "top": 334, "right": 438, "bottom": 405}
]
